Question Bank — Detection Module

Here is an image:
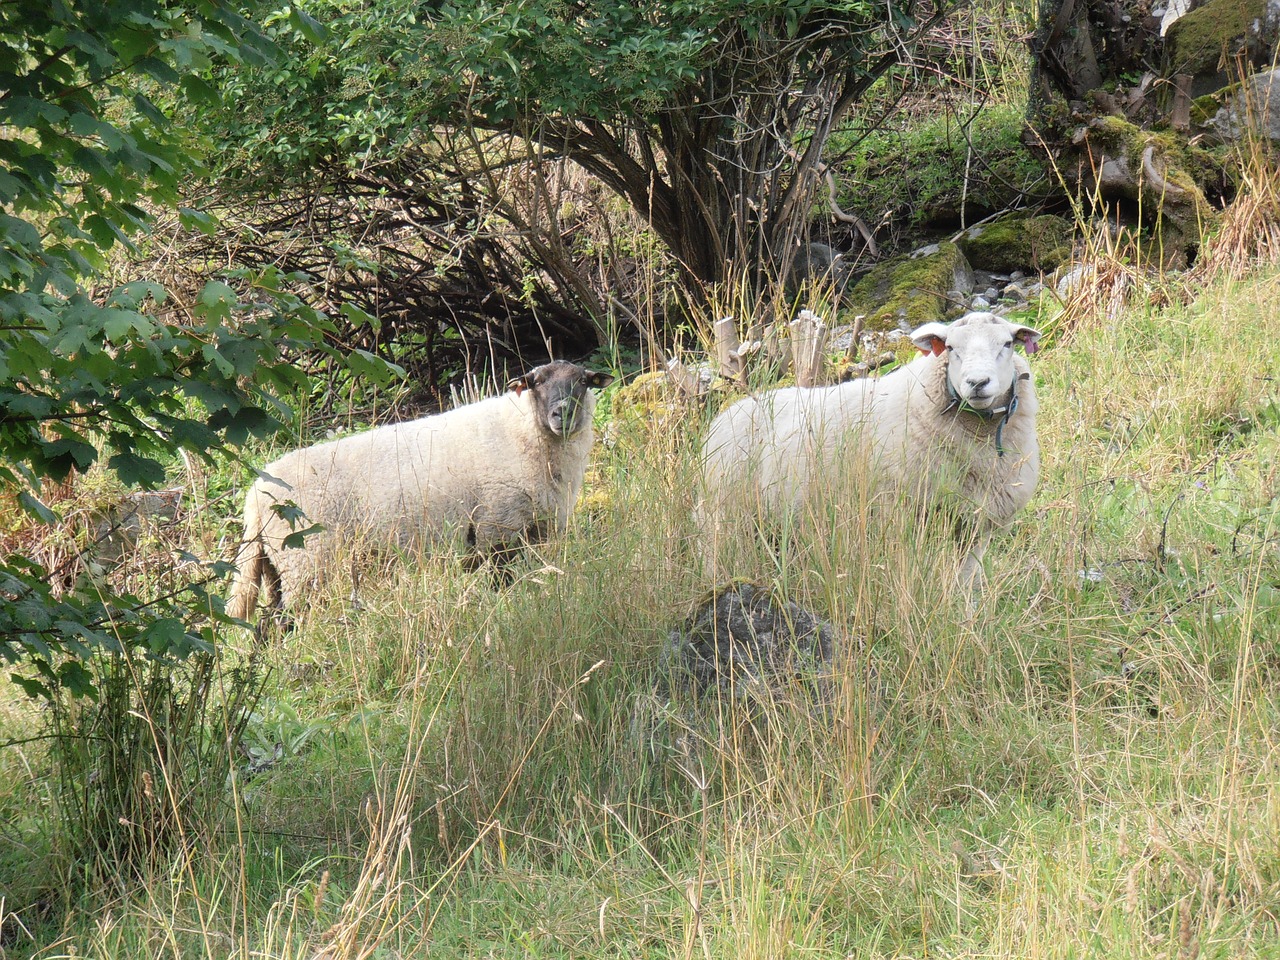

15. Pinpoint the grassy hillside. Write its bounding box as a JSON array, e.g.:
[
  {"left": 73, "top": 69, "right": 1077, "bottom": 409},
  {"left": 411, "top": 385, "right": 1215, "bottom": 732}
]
[{"left": 2, "top": 267, "right": 1279, "bottom": 957}]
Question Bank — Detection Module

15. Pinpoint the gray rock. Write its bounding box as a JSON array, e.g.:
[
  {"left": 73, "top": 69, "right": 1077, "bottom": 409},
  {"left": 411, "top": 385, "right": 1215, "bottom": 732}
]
[
  {"left": 787, "top": 242, "right": 854, "bottom": 297},
  {"left": 828, "top": 324, "right": 857, "bottom": 353},
  {"left": 952, "top": 257, "right": 976, "bottom": 298},
  {"left": 90, "top": 489, "right": 183, "bottom": 563},
  {"left": 660, "top": 583, "right": 840, "bottom": 710},
  {"left": 1207, "top": 68, "right": 1280, "bottom": 143},
  {"left": 1055, "top": 264, "right": 1093, "bottom": 298},
  {"left": 970, "top": 295, "right": 992, "bottom": 309}
]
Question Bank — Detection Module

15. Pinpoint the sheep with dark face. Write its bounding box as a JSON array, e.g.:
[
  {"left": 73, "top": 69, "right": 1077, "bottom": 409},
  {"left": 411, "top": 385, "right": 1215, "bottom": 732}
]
[
  {"left": 699, "top": 312, "right": 1041, "bottom": 592},
  {"left": 227, "top": 360, "right": 614, "bottom": 617}
]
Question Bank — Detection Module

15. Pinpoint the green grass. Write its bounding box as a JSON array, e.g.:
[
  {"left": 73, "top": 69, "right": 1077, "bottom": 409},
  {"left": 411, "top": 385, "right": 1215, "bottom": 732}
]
[{"left": 2, "top": 268, "right": 1279, "bottom": 958}]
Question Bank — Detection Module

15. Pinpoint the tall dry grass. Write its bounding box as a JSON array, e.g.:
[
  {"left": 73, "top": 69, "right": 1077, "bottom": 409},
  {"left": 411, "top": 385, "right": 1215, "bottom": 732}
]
[{"left": 8, "top": 255, "right": 1274, "bottom": 958}]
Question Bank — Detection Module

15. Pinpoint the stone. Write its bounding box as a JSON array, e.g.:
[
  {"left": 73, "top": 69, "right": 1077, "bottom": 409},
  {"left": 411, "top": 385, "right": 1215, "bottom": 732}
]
[
  {"left": 845, "top": 241, "right": 975, "bottom": 332},
  {"left": 1207, "top": 68, "right": 1280, "bottom": 143},
  {"left": 957, "top": 213, "right": 1075, "bottom": 274},
  {"left": 786, "top": 242, "right": 854, "bottom": 299},
  {"left": 660, "top": 583, "right": 842, "bottom": 710},
  {"left": 90, "top": 489, "right": 183, "bottom": 563},
  {"left": 1055, "top": 264, "right": 1094, "bottom": 298},
  {"left": 1165, "top": 0, "right": 1270, "bottom": 82}
]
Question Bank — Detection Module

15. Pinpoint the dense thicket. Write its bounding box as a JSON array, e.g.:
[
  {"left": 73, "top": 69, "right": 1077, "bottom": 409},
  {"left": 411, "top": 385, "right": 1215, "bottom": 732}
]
[{"left": 174, "top": 0, "right": 962, "bottom": 386}]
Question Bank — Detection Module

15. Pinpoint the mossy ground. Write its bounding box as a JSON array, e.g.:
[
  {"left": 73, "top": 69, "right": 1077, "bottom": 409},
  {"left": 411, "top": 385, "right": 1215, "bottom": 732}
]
[{"left": 832, "top": 103, "right": 1045, "bottom": 234}]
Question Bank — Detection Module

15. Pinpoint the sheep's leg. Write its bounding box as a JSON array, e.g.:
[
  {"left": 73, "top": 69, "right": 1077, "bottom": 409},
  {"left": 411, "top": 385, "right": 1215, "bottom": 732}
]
[
  {"left": 469, "top": 517, "right": 544, "bottom": 584},
  {"left": 958, "top": 528, "right": 991, "bottom": 598},
  {"left": 522, "top": 518, "right": 551, "bottom": 545},
  {"left": 261, "top": 557, "right": 283, "bottom": 610}
]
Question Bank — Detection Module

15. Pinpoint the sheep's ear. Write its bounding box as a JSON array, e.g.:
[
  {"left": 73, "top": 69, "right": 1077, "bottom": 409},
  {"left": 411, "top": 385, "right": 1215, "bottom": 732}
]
[
  {"left": 508, "top": 365, "right": 548, "bottom": 395},
  {"left": 911, "top": 322, "right": 949, "bottom": 356},
  {"left": 1011, "top": 324, "right": 1042, "bottom": 354},
  {"left": 584, "top": 370, "right": 615, "bottom": 389}
]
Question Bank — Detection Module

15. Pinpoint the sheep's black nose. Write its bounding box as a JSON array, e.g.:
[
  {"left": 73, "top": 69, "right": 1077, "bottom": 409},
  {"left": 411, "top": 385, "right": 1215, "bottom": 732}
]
[
  {"left": 551, "top": 400, "right": 579, "bottom": 435},
  {"left": 966, "top": 376, "right": 991, "bottom": 393}
]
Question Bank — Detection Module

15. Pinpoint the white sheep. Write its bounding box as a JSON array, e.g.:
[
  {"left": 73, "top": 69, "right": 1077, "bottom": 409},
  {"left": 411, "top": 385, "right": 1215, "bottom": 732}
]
[
  {"left": 227, "top": 360, "right": 614, "bottom": 617},
  {"left": 699, "top": 312, "right": 1041, "bottom": 590}
]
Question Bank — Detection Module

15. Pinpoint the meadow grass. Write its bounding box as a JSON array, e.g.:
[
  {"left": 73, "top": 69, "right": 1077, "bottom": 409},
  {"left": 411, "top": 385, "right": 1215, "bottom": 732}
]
[{"left": 2, "top": 265, "right": 1279, "bottom": 958}]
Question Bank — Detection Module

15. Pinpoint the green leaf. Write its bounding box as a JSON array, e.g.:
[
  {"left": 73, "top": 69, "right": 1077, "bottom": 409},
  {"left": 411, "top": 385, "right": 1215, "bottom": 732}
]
[
  {"left": 0, "top": 96, "right": 69, "bottom": 127},
  {"left": 108, "top": 451, "right": 167, "bottom": 487},
  {"left": 195, "top": 280, "right": 238, "bottom": 325},
  {"left": 181, "top": 74, "right": 221, "bottom": 106},
  {"left": 132, "top": 92, "right": 170, "bottom": 129},
  {"left": 11, "top": 675, "right": 52, "bottom": 700},
  {"left": 141, "top": 618, "right": 187, "bottom": 655},
  {"left": 340, "top": 302, "right": 381, "bottom": 331},
  {"left": 282, "top": 523, "right": 326, "bottom": 549},
  {"left": 56, "top": 659, "right": 97, "bottom": 699},
  {"left": 209, "top": 405, "right": 279, "bottom": 444},
  {"left": 18, "top": 491, "right": 56, "bottom": 524},
  {"left": 102, "top": 308, "right": 145, "bottom": 341},
  {"left": 346, "top": 348, "right": 404, "bottom": 385},
  {"left": 289, "top": 6, "right": 328, "bottom": 43},
  {"left": 135, "top": 55, "right": 181, "bottom": 85},
  {"left": 178, "top": 206, "right": 220, "bottom": 235}
]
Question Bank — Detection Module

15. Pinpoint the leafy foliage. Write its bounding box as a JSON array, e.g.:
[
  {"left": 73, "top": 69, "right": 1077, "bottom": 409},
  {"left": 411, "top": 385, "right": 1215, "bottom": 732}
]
[
  {"left": 398, "top": 0, "right": 958, "bottom": 289},
  {"left": 0, "top": 0, "right": 397, "bottom": 698},
  {"left": 177, "top": 0, "right": 961, "bottom": 380}
]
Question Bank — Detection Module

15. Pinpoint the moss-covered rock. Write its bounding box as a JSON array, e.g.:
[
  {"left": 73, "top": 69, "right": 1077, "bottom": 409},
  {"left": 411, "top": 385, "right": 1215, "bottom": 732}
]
[
  {"left": 1166, "top": 0, "right": 1267, "bottom": 79},
  {"left": 845, "top": 242, "right": 973, "bottom": 332},
  {"left": 1203, "top": 69, "right": 1280, "bottom": 144},
  {"left": 1074, "top": 115, "right": 1224, "bottom": 253},
  {"left": 1191, "top": 84, "right": 1237, "bottom": 131},
  {"left": 957, "top": 213, "right": 1075, "bottom": 274},
  {"left": 609, "top": 370, "right": 687, "bottom": 441}
]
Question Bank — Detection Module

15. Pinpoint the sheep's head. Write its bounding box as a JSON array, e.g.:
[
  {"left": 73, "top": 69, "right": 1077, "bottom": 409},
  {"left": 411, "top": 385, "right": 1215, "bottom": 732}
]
[
  {"left": 508, "top": 361, "right": 615, "bottom": 438},
  {"left": 911, "top": 312, "right": 1040, "bottom": 413}
]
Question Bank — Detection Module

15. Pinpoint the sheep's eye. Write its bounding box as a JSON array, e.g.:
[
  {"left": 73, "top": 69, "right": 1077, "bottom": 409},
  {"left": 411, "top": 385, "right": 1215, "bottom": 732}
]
[{"left": 1004, "top": 340, "right": 1013, "bottom": 350}]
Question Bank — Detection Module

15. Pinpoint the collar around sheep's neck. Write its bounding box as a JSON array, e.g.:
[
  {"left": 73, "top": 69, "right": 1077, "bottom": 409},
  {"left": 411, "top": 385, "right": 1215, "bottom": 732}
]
[{"left": 940, "top": 360, "right": 1030, "bottom": 459}]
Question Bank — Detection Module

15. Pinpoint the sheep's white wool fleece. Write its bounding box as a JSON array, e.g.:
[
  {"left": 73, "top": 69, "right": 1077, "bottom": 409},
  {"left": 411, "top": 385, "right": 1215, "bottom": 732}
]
[
  {"left": 701, "top": 347, "right": 1039, "bottom": 535},
  {"left": 235, "top": 388, "right": 595, "bottom": 610}
]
